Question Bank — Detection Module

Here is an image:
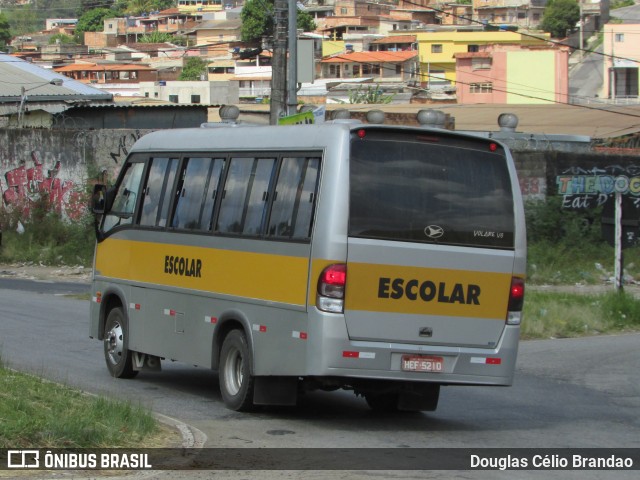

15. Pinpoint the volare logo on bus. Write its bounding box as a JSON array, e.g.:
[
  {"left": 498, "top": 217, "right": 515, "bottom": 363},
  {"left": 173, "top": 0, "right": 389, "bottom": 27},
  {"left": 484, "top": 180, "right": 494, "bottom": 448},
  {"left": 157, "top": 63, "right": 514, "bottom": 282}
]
[
  {"left": 164, "top": 255, "right": 202, "bottom": 278},
  {"left": 378, "top": 277, "right": 481, "bottom": 305}
]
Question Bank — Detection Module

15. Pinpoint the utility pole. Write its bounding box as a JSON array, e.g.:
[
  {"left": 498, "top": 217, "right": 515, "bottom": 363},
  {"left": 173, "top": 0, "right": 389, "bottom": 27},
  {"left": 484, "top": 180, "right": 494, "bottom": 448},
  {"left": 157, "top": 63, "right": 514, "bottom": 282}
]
[
  {"left": 270, "top": 0, "right": 288, "bottom": 125},
  {"left": 286, "top": 0, "right": 298, "bottom": 116}
]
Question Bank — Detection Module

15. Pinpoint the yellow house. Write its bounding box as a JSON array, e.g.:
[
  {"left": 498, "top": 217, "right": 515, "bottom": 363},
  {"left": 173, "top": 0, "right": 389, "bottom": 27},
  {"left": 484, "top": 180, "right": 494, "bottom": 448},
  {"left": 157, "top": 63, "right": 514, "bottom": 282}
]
[{"left": 416, "top": 30, "right": 550, "bottom": 87}]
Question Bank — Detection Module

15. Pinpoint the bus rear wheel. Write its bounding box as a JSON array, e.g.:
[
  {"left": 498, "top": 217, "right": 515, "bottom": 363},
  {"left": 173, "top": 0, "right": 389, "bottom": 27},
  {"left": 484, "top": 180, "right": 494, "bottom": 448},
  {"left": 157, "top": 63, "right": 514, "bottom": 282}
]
[
  {"left": 104, "top": 307, "right": 137, "bottom": 379},
  {"left": 219, "top": 329, "right": 255, "bottom": 411}
]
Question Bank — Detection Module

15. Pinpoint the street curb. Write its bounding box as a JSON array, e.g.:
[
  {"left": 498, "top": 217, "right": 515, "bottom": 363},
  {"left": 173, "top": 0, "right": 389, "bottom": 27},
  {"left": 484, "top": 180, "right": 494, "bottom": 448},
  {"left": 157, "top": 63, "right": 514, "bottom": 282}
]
[{"left": 153, "top": 412, "right": 208, "bottom": 449}]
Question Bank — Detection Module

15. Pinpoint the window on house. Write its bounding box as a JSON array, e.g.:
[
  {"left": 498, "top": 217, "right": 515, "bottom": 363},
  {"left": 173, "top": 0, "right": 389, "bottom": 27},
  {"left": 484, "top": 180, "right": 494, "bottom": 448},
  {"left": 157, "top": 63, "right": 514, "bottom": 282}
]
[
  {"left": 472, "top": 58, "right": 492, "bottom": 70},
  {"left": 431, "top": 44, "right": 443, "bottom": 53},
  {"left": 615, "top": 33, "right": 625, "bottom": 42},
  {"left": 468, "top": 45, "right": 479, "bottom": 53},
  {"left": 353, "top": 64, "right": 360, "bottom": 76},
  {"left": 169, "top": 94, "right": 178, "bottom": 103},
  {"left": 191, "top": 95, "right": 201, "bottom": 103},
  {"left": 396, "top": 64, "right": 402, "bottom": 75},
  {"left": 469, "top": 82, "right": 493, "bottom": 94},
  {"left": 341, "top": 7, "right": 347, "bottom": 14}
]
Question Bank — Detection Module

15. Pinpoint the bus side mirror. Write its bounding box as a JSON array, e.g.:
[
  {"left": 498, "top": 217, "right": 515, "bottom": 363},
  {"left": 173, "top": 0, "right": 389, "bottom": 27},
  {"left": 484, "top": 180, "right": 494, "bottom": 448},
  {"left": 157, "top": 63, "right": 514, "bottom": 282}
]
[{"left": 91, "top": 184, "right": 107, "bottom": 214}]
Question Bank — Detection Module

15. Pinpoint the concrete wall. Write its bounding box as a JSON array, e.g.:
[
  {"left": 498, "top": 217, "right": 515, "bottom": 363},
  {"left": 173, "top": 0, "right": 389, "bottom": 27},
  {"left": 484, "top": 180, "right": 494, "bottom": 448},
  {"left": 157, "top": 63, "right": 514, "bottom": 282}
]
[
  {"left": 0, "top": 128, "right": 152, "bottom": 221},
  {"left": 1, "top": 127, "right": 639, "bottom": 223}
]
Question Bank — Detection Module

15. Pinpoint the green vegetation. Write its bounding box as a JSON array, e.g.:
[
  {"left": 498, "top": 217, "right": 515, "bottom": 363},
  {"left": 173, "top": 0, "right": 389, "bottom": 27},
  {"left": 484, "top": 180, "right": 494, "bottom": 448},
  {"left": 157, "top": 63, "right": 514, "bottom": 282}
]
[
  {"left": 49, "top": 33, "right": 76, "bottom": 45},
  {"left": 240, "top": 0, "right": 317, "bottom": 44},
  {"left": 0, "top": 359, "right": 160, "bottom": 449},
  {"left": 179, "top": 56, "right": 210, "bottom": 81},
  {"left": 74, "top": 8, "right": 114, "bottom": 43},
  {"left": 523, "top": 290, "right": 640, "bottom": 339},
  {"left": 139, "top": 31, "right": 175, "bottom": 44},
  {"left": 0, "top": 12, "right": 11, "bottom": 49},
  {"left": 347, "top": 85, "right": 395, "bottom": 104},
  {"left": 540, "top": 0, "right": 581, "bottom": 38},
  {"left": 611, "top": 0, "right": 635, "bottom": 9},
  {"left": 525, "top": 197, "right": 640, "bottom": 284},
  {"left": 0, "top": 195, "right": 95, "bottom": 267}
]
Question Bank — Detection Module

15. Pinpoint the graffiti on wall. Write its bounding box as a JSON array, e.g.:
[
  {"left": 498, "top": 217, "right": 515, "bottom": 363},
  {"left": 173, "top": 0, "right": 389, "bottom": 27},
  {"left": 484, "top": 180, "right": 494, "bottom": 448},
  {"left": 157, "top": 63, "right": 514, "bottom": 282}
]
[
  {"left": 0, "top": 151, "right": 86, "bottom": 220},
  {"left": 109, "top": 131, "right": 142, "bottom": 165},
  {"left": 555, "top": 165, "right": 640, "bottom": 210},
  {"left": 519, "top": 176, "right": 545, "bottom": 198}
]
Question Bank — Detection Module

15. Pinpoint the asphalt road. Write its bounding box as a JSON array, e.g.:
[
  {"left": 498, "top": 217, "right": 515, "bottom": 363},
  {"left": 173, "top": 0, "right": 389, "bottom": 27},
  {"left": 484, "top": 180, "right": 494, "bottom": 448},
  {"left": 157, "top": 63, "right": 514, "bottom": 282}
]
[{"left": 0, "top": 283, "right": 639, "bottom": 479}]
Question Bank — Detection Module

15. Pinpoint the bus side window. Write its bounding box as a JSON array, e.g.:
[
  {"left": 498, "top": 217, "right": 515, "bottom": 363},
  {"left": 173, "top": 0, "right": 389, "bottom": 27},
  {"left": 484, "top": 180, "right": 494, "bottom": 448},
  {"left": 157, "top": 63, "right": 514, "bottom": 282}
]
[
  {"left": 173, "top": 157, "right": 224, "bottom": 230},
  {"left": 103, "top": 161, "right": 145, "bottom": 233},
  {"left": 216, "top": 157, "right": 276, "bottom": 235},
  {"left": 268, "top": 157, "right": 320, "bottom": 240},
  {"left": 242, "top": 158, "right": 276, "bottom": 235},
  {"left": 140, "top": 157, "right": 179, "bottom": 228},
  {"left": 293, "top": 158, "right": 320, "bottom": 239}
]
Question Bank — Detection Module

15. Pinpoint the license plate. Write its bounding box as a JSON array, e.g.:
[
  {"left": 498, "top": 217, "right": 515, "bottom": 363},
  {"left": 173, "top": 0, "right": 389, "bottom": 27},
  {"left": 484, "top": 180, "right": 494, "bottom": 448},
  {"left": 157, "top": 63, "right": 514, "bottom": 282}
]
[{"left": 401, "top": 355, "right": 444, "bottom": 373}]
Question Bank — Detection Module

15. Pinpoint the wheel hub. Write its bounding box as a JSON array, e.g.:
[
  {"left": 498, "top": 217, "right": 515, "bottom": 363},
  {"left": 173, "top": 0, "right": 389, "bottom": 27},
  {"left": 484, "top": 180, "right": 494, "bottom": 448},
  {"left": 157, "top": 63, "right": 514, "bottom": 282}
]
[{"left": 105, "top": 322, "right": 124, "bottom": 365}]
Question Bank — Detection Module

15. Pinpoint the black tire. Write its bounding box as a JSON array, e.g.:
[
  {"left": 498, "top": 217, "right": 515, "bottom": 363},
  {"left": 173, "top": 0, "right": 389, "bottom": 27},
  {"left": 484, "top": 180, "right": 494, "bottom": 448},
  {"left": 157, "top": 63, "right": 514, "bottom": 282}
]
[
  {"left": 364, "top": 392, "right": 399, "bottom": 412},
  {"left": 103, "top": 307, "right": 138, "bottom": 379},
  {"left": 219, "top": 329, "right": 255, "bottom": 411}
]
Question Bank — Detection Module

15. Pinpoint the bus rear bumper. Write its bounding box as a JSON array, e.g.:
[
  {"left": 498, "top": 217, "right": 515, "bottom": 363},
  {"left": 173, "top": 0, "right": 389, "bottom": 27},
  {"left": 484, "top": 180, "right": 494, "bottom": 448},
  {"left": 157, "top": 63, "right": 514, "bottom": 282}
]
[{"left": 305, "top": 325, "right": 520, "bottom": 388}]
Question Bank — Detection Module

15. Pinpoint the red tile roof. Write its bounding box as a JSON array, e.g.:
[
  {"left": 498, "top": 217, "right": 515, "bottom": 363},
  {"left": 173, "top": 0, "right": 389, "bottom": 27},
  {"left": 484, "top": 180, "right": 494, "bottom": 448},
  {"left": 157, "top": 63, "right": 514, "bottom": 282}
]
[
  {"left": 54, "top": 63, "right": 156, "bottom": 72},
  {"left": 321, "top": 50, "right": 417, "bottom": 63}
]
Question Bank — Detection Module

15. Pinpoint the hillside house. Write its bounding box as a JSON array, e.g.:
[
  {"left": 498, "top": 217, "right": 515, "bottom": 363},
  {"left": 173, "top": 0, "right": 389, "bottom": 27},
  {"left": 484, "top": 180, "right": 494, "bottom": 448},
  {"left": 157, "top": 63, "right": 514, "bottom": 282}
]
[{"left": 454, "top": 43, "right": 569, "bottom": 104}]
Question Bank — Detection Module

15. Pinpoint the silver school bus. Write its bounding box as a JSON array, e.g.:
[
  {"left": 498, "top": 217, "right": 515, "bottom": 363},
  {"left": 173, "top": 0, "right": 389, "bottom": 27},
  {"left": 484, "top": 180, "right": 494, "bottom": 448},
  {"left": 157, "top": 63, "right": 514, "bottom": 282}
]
[{"left": 90, "top": 121, "right": 526, "bottom": 412}]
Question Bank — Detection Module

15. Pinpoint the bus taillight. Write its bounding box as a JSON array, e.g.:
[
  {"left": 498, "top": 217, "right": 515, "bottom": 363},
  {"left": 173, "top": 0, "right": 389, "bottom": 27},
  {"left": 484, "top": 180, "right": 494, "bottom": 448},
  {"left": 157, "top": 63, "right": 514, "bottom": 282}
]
[
  {"left": 506, "top": 277, "right": 525, "bottom": 325},
  {"left": 317, "top": 264, "right": 347, "bottom": 313}
]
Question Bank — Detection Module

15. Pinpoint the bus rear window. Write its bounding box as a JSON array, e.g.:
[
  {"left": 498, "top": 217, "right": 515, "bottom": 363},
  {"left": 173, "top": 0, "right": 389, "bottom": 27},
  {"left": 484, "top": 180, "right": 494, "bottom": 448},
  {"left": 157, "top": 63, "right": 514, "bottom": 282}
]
[{"left": 349, "top": 132, "right": 515, "bottom": 248}]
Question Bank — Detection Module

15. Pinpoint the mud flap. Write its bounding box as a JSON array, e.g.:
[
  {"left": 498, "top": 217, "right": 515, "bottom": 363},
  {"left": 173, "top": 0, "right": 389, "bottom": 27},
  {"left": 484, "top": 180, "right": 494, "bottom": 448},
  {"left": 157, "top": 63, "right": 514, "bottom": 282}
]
[
  {"left": 253, "top": 376, "right": 298, "bottom": 406},
  {"left": 398, "top": 384, "right": 440, "bottom": 412}
]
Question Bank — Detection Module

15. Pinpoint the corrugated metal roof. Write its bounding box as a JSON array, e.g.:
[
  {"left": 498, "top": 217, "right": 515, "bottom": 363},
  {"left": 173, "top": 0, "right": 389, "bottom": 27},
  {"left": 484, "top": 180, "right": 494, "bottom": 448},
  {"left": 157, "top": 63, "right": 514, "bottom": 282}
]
[
  {"left": 0, "top": 54, "right": 113, "bottom": 102},
  {"left": 371, "top": 35, "right": 416, "bottom": 44}
]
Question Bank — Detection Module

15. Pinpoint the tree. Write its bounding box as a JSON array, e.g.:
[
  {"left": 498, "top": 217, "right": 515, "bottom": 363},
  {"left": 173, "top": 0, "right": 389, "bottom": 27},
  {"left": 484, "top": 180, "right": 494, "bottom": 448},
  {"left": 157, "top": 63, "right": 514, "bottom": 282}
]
[
  {"left": 5, "top": 5, "right": 40, "bottom": 37},
  {"left": 241, "top": 0, "right": 317, "bottom": 45},
  {"left": 113, "top": 0, "right": 174, "bottom": 15},
  {"left": 75, "top": 8, "right": 114, "bottom": 43},
  {"left": 0, "top": 13, "right": 11, "bottom": 49},
  {"left": 139, "top": 31, "right": 174, "bottom": 43},
  {"left": 540, "top": 0, "right": 581, "bottom": 39},
  {"left": 49, "top": 33, "right": 77, "bottom": 45},
  {"left": 179, "top": 57, "right": 209, "bottom": 81}
]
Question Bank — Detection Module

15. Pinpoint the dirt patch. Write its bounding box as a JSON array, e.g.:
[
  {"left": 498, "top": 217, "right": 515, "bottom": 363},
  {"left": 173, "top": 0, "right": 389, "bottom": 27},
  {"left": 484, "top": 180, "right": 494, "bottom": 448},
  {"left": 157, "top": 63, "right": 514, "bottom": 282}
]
[{"left": 0, "top": 263, "right": 91, "bottom": 283}]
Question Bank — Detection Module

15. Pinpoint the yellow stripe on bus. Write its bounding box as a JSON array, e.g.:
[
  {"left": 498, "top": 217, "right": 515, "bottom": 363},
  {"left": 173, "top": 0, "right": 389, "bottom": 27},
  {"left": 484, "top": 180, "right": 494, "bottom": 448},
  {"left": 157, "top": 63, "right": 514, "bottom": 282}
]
[
  {"left": 345, "top": 263, "right": 512, "bottom": 319},
  {"left": 95, "top": 239, "right": 310, "bottom": 306}
]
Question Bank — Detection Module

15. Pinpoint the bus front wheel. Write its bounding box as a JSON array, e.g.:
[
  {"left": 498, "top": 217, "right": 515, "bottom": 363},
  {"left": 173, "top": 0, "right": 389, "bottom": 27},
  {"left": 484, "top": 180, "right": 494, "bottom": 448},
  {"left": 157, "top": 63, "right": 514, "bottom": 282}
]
[
  {"left": 219, "top": 329, "right": 255, "bottom": 411},
  {"left": 104, "top": 307, "right": 137, "bottom": 379}
]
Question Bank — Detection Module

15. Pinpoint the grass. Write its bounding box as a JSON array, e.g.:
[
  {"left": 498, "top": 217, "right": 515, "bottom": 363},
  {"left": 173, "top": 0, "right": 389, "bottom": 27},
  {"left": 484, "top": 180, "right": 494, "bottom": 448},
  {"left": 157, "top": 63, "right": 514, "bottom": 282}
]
[
  {"left": 522, "top": 290, "right": 640, "bottom": 340},
  {"left": 0, "top": 357, "right": 177, "bottom": 449}
]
